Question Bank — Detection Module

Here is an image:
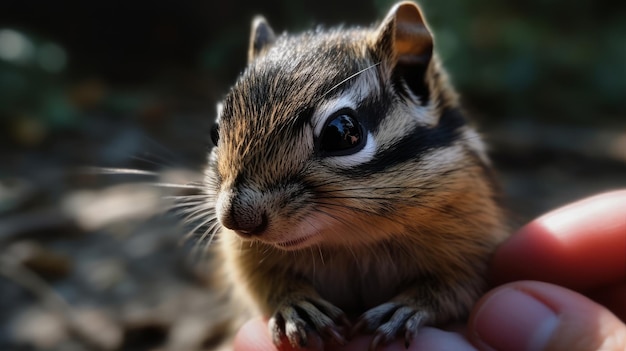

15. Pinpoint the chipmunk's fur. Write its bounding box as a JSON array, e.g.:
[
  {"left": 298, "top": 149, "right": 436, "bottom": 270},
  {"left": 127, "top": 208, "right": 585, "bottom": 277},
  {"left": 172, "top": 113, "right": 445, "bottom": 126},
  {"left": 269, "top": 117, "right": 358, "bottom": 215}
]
[{"left": 202, "top": 2, "right": 509, "bottom": 349}]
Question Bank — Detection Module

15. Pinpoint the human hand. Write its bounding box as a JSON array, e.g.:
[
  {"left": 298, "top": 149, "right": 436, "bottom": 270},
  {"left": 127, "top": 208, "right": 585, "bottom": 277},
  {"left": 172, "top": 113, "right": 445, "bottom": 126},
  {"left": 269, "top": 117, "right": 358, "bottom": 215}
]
[{"left": 233, "top": 190, "right": 626, "bottom": 350}]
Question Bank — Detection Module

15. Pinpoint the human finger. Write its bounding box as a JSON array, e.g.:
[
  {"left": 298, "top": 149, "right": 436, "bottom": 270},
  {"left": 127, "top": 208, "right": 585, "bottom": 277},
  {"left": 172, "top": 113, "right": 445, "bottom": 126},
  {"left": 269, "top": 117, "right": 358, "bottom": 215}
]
[
  {"left": 492, "top": 190, "right": 626, "bottom": 291},
  {"left": 469, "top": 281, "right": 626, "bottom": 351},
  {"left": 233, "top": 318, "right": 278, "bottom": 351},
  {"left": 233, "top": 317, "right": 479, "bottom": 351}
]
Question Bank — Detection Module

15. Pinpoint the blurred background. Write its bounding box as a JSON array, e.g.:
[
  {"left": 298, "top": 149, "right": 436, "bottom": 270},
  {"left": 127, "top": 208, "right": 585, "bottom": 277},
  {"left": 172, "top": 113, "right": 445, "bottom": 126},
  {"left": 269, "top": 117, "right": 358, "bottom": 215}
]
[{"left": 1, "top": 0, "right": 624, "bottom": 350}]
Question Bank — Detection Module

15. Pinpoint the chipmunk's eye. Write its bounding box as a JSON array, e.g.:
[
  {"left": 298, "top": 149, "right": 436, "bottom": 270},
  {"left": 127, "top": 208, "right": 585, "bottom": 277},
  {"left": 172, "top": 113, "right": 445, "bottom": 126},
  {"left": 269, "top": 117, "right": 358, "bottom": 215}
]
[
  {"left": 319, "top": 111, "right": 365, "bottom": 156},
  {"left": 210, "top": 123, "right": 220, "bottom": 146}
]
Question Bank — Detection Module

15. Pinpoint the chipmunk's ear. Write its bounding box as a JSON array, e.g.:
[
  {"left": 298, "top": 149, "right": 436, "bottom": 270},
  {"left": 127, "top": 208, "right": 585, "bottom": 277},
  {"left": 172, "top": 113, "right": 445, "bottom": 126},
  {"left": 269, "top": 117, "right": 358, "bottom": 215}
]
[
  {"left": 248, "top": 16, "right": 276, "bottom": 63},
  {"left": 372, "top": 2, "right": 433, "bottom": 101},
  {"left": 373, "top": 2, "right": 433, "bottom": 67}
]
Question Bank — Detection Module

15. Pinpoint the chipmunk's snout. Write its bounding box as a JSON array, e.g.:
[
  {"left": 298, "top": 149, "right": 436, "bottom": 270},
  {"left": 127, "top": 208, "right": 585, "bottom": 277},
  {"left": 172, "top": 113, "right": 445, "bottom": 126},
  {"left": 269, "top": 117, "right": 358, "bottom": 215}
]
[
  {"left": 223, "top": 210, "right": 268, "bottom": 237},
  {"left": 217, "top": 189, "right": 269, "bottom": 237}
]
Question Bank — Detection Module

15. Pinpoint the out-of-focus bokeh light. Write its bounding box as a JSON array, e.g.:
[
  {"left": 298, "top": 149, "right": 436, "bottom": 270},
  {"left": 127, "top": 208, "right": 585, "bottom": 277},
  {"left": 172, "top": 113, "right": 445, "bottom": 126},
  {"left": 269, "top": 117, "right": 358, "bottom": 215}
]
[
  {"left": 0, "top": 29, "right": 67, "bottom": 72},
  {"left": 37, "top": 42, "right": 67, "bottom": 73},
  {"left": 0, "top": 29, "right": 35, "bottom": 64}
]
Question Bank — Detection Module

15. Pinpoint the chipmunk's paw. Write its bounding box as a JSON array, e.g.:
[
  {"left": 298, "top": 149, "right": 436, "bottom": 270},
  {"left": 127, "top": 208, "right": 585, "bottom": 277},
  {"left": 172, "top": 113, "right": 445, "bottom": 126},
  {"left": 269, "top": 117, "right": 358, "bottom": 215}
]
[
  {"left": 353, "top": 301, "right": 431, "bottom": 351},
  {"left": 268, "top": 296, "right": 350, "bottom": 349}
]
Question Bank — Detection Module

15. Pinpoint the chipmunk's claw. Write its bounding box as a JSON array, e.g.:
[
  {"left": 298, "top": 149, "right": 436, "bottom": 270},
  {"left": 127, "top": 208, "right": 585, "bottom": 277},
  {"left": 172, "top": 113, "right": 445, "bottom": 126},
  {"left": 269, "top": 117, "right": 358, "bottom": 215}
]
[
  {"left": 269, "top": 309, "right": 308, "bottom": 348},
  {"left": 269, "top": 297, "right": 349, "bottom": 349},
  {"left": 355, "top": 302, "right": 430, "bottom": 350}
]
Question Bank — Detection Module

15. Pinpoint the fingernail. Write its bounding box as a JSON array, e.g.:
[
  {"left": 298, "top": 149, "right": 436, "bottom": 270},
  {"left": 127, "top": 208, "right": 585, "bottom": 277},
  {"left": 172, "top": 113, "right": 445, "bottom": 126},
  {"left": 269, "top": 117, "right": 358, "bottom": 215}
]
[{"left": 474, "top": 288, "right": 558, "bottom": 351}]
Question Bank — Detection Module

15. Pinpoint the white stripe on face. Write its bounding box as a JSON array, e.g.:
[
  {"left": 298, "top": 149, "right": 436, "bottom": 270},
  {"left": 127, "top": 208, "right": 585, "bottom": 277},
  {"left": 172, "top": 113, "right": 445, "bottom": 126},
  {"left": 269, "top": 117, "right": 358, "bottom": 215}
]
[{"left": 324, "top": 131, "right": 377, "bottom": 168}]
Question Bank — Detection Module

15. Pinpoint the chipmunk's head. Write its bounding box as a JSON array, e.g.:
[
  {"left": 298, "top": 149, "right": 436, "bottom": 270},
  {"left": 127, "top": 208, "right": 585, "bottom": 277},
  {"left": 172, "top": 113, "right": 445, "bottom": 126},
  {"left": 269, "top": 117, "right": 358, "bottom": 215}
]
[{"left": 206, "top": 2, "right": 494, "bottom": 250}]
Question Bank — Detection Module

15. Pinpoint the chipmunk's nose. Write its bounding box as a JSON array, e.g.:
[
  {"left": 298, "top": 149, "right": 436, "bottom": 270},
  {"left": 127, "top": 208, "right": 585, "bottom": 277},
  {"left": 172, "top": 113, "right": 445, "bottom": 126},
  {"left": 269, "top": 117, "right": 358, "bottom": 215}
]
[
  {"left": 218, "top": 190, "right": 269, "bottom": 236},
  {"left": 223, "top": 210, "right": 268, "bottom": 236}
]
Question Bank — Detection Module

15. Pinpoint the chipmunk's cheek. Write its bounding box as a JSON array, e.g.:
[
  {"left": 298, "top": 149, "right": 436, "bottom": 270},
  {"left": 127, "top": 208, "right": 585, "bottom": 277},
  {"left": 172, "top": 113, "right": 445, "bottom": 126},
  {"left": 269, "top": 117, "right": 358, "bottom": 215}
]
[
  {"left": 269, "top": 213, "right": 328, "bottom": 251},
  {"left": 273, "top": 233, "right": 319, "bottom": 250}
]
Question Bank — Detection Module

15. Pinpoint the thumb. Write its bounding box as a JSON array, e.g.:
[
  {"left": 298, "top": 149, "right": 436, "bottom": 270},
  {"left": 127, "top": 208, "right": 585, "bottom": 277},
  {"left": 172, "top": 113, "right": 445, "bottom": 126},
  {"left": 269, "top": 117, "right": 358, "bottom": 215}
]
[{"left": 468, "top": 281, "right": 626, "bottom": 351}]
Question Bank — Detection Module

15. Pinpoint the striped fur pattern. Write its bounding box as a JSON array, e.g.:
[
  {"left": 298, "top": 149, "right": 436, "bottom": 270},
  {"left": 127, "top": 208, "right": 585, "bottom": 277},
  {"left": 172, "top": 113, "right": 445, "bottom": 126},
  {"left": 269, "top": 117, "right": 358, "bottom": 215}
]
[{"left": 203, "top": 1, "right": 509, "bottom": 348}]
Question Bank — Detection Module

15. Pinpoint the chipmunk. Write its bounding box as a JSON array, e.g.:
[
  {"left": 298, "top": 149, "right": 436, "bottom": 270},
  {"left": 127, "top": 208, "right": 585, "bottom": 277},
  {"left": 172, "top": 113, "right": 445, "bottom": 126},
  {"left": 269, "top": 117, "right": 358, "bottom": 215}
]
[{"left": 201, "top": 1, "right": 509, "bottom": 349}]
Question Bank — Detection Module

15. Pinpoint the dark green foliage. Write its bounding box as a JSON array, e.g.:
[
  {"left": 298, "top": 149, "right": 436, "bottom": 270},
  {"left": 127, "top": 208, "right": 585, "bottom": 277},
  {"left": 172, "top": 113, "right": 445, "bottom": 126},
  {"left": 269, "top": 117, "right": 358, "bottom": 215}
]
[{"left": 0, "top": 0, "right": 623, "bottom": 147}]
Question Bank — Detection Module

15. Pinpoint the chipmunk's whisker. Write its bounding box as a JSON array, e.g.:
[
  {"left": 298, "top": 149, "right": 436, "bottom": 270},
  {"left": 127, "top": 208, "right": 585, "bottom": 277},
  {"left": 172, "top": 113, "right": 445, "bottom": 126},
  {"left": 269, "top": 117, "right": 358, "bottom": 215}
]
[
  {"left": 321, "top": 62, "right": 381, "bottom": 99},
  {"left": 78, "top": 167, "right": 160, "bottom": 177},
  {"left": 151, "top": 183, "right": 204, "bottom": 190}
]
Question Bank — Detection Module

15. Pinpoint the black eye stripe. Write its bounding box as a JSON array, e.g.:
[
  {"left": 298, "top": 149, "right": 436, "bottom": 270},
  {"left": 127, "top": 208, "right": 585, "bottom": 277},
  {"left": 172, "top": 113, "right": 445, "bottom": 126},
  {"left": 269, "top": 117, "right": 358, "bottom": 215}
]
[
  {"left": 317, "top": 108, "right": 366, "bottom": 157},
  {"left": 339, "top": 107, "right": 467, "bottom": 175}
]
